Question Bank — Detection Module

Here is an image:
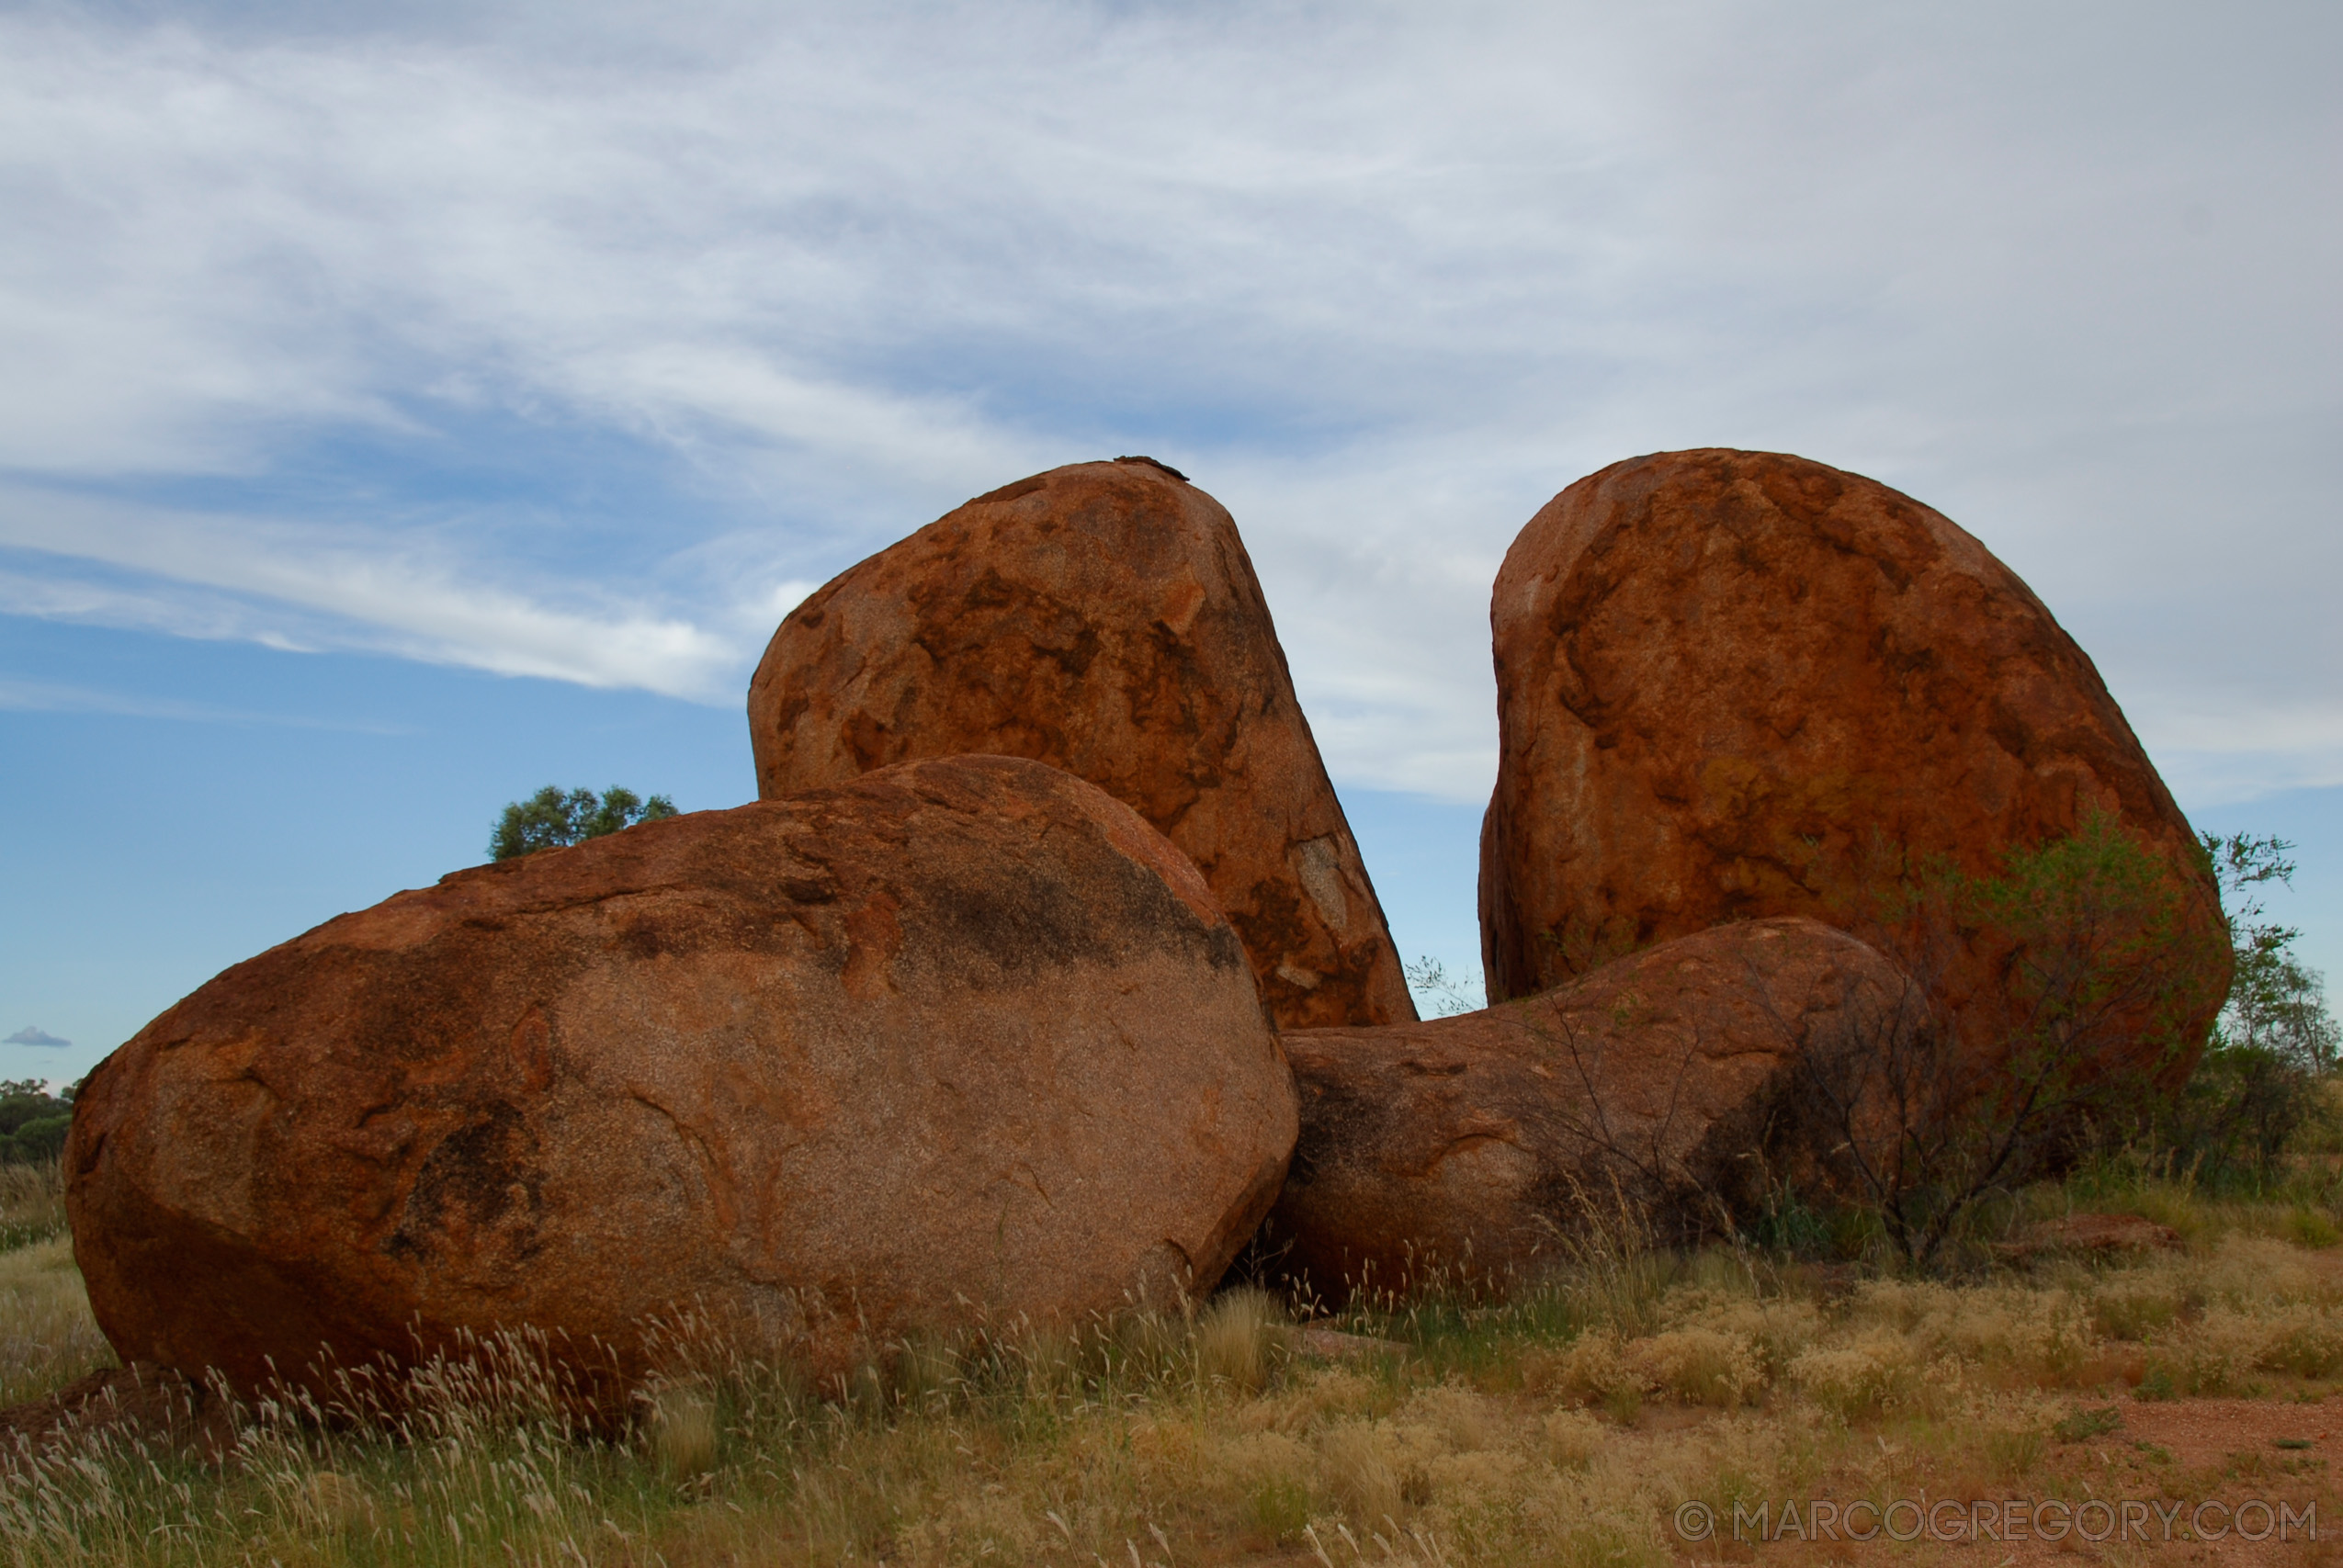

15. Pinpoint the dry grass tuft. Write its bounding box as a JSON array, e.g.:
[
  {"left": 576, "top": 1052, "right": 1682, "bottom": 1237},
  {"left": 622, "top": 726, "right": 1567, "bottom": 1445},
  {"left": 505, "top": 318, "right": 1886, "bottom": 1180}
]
[
  {"left": 1196, "top": 1286, "right": 1289, "bottom": 1394},
  {"left": 0, "top": 1168, "right": 64, "bottom": 1257},
  {"left": 7, "top": 1171, "right": 2343, "bottom": 1565},
  {"left": 1315, "top": 1416, "right": 1406, "bottom": 1523},
  {"left": 1627, "top": 1325, "right": 1763, "bottom": 1408},
  {"left": 1539, "top": 1406, "right": 1606, "bottom": 1468},
  {"left": 0, "top": 1235, "right": 112, "bottom": 1409},
  {"left": 645, "top": 1378, "right": 719, "bottom": 1479},
  {"left": 1786, "top": 1328, "right": 1920, "bottom": 1416},
  {"left": 892, "top": 1330, "right": 964, "bottom": 1409},
  {"left": 298, "top": 1469, "right": 376, "bottom": 1533},
  {"left": 1530, "top": 1328, "right": 1647, "bottom": 1420},
  {"left": 0, "top": 1164, "right": 97, "bottom": 1413}
]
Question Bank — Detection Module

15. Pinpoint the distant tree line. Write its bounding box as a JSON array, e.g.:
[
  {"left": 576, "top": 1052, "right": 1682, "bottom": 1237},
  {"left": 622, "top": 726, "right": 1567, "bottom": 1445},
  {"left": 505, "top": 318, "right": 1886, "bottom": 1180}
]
[{"left": 0, "top": 1079, "right": 72, "bottom": 1166}]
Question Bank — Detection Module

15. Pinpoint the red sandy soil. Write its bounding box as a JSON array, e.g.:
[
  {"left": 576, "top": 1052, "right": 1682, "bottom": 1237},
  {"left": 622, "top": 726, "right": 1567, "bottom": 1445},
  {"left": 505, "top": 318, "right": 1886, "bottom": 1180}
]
[{"left": 1679, "top": 1394, "right": 2340, "bottom": 1568}]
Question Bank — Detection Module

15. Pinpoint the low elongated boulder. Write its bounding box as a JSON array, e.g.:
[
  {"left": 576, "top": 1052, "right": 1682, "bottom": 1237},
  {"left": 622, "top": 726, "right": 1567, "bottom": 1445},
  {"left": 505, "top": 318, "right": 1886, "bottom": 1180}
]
[
  {"left": 66, "top": 756, "right": 1297, "bottom": 1402},
  {"left": 749, "top": 457, "right": 1414, "bottom": 1030},
  {"left": 1268, "top": 918, "right": 1912, "bottom": 1296},
  {"left": 1480, "top": 448, "right": 2224, "bottom": 1073}
]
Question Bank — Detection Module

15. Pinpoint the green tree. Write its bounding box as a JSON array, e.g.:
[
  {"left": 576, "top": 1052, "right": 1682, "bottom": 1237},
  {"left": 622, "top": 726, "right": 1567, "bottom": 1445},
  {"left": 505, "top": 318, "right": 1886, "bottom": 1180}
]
[
  {"left": 489, "top": 785, "right": 678, "bottom": 861},
  {"left": 1783, "top": 819, "right": 2341, "bottom": 1263},
  {"left": 2202, "top": 832, "right": 2339, "bottom": 1068},
  {"left": 2144, "top": 833, "right": 2340, "bottom": 1184}
]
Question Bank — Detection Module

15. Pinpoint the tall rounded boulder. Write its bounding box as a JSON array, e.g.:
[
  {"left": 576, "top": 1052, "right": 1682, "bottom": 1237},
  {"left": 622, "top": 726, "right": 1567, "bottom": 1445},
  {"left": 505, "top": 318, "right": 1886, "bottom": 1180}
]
[
  {"left": 1269, "top": 918, "right": 1914, "bottom": 1296},
  {"left": 66, "top": 756, "right": 1297, "bottom": 1401},
  {"left": 749, "top": 457, "right": 1414, "bottom": 1030},
  {"left": 1480, "top": 448, "right": 2224, "bottom": 1068}
]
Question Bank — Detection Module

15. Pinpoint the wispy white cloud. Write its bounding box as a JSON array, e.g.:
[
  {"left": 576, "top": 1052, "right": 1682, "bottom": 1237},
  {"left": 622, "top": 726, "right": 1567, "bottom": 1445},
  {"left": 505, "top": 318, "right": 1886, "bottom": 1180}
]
[
  {"left": 0, "top": 2, "right": 2333, "bottom": 799},
  {"left": 0, "top": 488, "right": 796, "bottom": 699},
  {"left": 2122, "top": 694, "right": 2343, "bottom": 808},
  {"left": 0, "top": 671, "right": 413, "bottom": 733}
]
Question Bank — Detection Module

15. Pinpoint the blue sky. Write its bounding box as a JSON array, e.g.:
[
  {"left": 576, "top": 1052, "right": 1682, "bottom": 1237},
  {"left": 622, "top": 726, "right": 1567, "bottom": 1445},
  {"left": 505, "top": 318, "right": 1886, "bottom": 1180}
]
[{"left": 4, "top": 1, "right": 2339, "bottom": 1083}]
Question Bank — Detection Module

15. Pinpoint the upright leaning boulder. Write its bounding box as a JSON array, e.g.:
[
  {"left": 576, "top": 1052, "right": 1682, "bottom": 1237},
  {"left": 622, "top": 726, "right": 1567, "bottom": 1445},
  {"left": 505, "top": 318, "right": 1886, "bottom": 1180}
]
[
  {"left": 1480, "top": 449, "right": 2224, "bottom": 1069},
  {"left": 67, "top": 756, "right": 1297, "bottom": 1402},
  {"left": 749, "top": 457, "right": 1414, "bottom": 1029}
]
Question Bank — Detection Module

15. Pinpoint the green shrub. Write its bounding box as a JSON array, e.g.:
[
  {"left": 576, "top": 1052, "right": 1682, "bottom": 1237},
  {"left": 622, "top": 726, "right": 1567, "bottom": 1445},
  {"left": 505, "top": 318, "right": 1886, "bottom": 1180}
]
[
  {"left": 2117, "top": 832, "right": 2342, "bottom": 1190},
  {"left": 1791, "top": 813, "right": 2226, "bottom": 1268},
  {"left": 0, "top": 1081, "right": 72, "bottom": 1167},
  {"left": 0, "top": 1114, "right": 68, "bottom": 1167}
]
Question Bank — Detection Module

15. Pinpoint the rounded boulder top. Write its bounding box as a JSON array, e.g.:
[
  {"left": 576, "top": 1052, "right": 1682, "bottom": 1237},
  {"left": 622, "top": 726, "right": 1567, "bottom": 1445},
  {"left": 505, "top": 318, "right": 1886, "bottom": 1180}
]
[
  {"left": 1479, "top": 447, "right": 2224, "bottom": 1071},
  {"left": 750, "top": 457, "right": 1415, "bottom": 1030}
]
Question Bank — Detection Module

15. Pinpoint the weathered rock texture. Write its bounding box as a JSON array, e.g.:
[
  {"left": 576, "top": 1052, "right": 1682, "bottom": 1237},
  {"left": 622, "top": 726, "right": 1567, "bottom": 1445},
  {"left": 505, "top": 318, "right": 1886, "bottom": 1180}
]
[
  {"left": 1269, "top": 918, "right": 1913, "bottom": 1297},
  {"left": 749, "top": 457, "right": 1414, "bottom": 1030},
  {"left": 66, "top": 756, "right": 1297, "bottom": 1403},
  {"left": 1480, "top": 448, "right": 2224, "bottom": 1067}
]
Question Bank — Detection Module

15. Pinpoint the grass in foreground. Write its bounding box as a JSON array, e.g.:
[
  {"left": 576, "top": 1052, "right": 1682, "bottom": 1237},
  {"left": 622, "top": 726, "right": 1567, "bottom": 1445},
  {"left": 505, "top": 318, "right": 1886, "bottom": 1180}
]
[
  {"left": 4, "top": 1167, "right": 2343, "bottom": 1565},
  {"left": 0, "top": 1167, "right": 105, "bottom": 1411}
]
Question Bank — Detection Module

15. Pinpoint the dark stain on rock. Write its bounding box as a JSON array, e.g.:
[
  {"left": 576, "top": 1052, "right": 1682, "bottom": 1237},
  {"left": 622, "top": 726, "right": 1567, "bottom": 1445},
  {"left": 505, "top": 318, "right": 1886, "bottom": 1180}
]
[
  {"left": 1115, "top": 455, "right": 1189, "bottom": 481},
  {"left": 917, "top": 827, "right": 1241, "bottom": 977},
  {"left": 385, "top": 1103, "right": 544, "bottom": 1264},
  {"left": 782, "top": 874, "right": 842, "bottom": 905}
]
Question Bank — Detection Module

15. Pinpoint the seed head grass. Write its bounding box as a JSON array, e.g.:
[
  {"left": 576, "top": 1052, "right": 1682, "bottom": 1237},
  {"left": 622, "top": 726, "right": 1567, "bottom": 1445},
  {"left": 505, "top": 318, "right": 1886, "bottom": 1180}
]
[{"left": 3, "top": 1168, "right": 2343, "bottom": 1563}]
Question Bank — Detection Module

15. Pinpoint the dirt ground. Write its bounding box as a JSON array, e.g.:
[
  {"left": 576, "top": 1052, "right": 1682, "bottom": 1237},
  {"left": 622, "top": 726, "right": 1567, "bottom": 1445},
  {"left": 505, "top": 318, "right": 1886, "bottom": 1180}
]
[{"left": 1670, "top": 1394, "right": 2340, "bottom": 1568}]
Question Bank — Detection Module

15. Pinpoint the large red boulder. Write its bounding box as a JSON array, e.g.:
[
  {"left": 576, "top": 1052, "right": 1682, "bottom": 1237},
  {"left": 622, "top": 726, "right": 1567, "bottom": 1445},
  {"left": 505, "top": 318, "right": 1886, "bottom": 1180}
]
[
  {"left": 66, "top": 757, "right": 1297, "bottom": 1403},
  {"left": 1268, "top": 919, "right": 1914, "bottom": 1296},
  {"left": 1480, "top": 448, "right": 2224, "bottom": 1072},
  {"left": 748, "top": 457, "right": 1414, "bottom": 1030}
]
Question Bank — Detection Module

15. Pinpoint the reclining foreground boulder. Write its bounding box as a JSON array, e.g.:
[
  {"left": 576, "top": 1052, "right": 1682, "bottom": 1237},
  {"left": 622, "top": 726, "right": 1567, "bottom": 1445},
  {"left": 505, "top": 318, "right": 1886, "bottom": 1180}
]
[
  {"left": 748, "top": 457, "right": 1414, "bottom": 1029},
  {"left": 66, "top": 756, "right": 1298, "bottom": 1404},
  {"left": 1267, "top": 918, "right": 1914, "bottom": 1297},
  {"left": 1478, "top": 447, "right": 2225, "bottom": 1078}
]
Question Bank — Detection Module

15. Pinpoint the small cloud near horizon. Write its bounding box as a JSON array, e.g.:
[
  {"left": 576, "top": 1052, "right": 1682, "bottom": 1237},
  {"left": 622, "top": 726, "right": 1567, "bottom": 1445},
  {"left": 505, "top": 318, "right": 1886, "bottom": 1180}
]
[{"left": 5, "top": 1026, "right": 71, "bottom": 1048}]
